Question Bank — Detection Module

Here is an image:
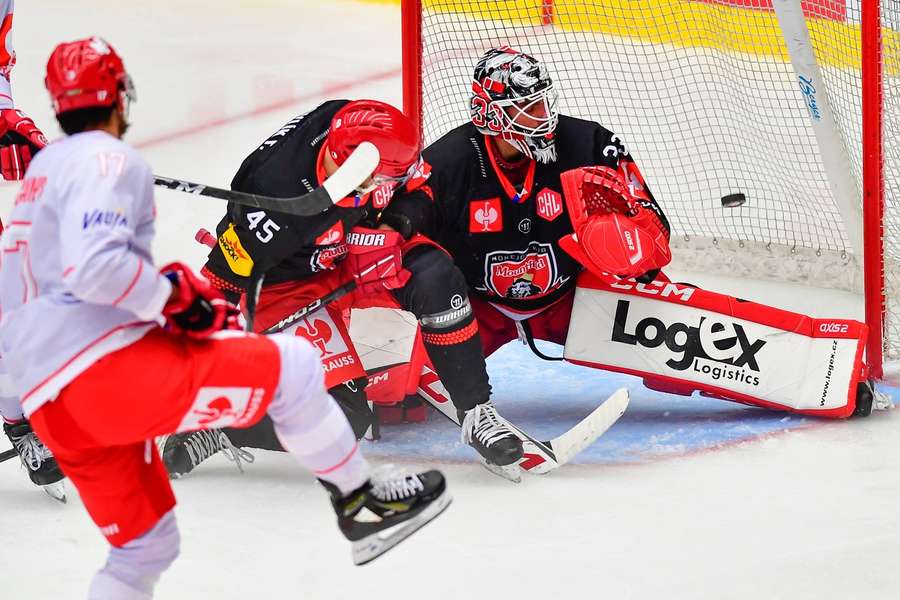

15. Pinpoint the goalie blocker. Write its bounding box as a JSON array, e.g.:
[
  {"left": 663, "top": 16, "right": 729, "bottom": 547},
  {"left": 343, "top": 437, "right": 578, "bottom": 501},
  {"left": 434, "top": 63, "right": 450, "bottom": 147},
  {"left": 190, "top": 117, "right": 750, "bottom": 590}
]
[{"left": 565, "top": 273, "right": 868, "bottom": 418}]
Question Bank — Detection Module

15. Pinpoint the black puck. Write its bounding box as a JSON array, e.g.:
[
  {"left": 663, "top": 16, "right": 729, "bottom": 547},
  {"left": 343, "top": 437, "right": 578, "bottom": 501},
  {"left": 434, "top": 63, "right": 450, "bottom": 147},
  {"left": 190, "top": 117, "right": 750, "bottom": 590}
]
[{"left": 721, "top": 193, "right": 746, "bottom": 208}]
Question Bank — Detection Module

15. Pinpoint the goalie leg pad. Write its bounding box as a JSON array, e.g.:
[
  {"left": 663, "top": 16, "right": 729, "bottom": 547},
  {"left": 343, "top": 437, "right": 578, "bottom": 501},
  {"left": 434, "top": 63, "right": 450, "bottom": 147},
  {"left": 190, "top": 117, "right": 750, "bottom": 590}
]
[{"left": 564, "top": 273, "right": 867, "bottom": 418}]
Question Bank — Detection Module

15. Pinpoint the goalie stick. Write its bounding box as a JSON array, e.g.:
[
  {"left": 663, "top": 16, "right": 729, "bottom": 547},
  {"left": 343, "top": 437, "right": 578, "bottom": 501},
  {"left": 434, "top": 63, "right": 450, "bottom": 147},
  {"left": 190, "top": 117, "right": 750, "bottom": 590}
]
[
  {"left": 416, "top": 365, "right": 629, "bottom": 480},
  {"left": 154, "top": 142, "right": 380, "bottom": 216},
  {"left": 0, "top": 447, "right": 16, "bottom": 463},
  {"left": 193, "top": 228, "right": 357, "bottom": 335}
]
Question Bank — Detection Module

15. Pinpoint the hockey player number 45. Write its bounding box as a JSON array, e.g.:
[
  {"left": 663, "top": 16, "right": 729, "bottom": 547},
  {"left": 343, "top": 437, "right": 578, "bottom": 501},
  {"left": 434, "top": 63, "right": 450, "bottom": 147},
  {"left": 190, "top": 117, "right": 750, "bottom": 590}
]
[{"left": 246, "top": 210, "right": 281, "bottom": 243}]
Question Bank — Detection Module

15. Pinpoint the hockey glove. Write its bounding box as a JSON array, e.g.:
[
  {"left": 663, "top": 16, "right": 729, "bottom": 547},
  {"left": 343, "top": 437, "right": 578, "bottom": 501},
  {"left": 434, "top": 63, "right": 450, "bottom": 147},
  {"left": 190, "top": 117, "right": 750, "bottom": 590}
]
[
  {"left": 558, "top": 165, "right": 671, "bottom": 279},
  {"left": 345, "top": 226, "right": 411, "bottom": 294},
  {"left": 161, "top": 262, "right": 234, "bottom": 338},
  {"left": 0, "top": 109, "right": 48, "bottom": 181}
]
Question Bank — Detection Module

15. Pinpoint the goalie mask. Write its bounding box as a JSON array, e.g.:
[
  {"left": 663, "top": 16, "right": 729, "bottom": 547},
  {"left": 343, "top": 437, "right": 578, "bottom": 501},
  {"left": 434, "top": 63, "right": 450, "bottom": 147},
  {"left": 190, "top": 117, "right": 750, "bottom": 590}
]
[{"left": 470, "top": 47, "right": 559, "bottom": 164}]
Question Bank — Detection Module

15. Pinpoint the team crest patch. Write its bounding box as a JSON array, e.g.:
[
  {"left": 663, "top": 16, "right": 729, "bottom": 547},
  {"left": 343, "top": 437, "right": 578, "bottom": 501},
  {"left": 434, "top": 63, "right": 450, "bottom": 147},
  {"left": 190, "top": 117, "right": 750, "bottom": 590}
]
[
  {"left": 219, "top": 224, "right": 254, "bottom": 277},
  {"left": 535, "top": 187, "right": 563, "bottom": 222},
  {"left": 469, "top": 197, "right": 503, "bottom": 233},
  {"left": 484, "top": 242, "right": 559, "bottom": 298}
]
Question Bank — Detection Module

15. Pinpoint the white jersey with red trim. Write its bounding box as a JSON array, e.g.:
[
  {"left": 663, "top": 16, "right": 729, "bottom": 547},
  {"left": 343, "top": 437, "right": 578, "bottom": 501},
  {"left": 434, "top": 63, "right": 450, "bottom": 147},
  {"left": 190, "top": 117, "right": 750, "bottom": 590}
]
[
  {"left": 0, "top": 130, "right": 171, "bottom": 416},
  {"left": 0, "top": 0, "right": 16, "bottom": 109}
]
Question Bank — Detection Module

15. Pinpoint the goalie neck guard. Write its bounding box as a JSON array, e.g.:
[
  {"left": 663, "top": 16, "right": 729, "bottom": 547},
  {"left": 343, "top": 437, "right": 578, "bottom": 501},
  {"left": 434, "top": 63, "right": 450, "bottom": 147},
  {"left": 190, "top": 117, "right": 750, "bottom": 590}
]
[{"left": 470, "top": 47, "right": 559, "bottom": 164}]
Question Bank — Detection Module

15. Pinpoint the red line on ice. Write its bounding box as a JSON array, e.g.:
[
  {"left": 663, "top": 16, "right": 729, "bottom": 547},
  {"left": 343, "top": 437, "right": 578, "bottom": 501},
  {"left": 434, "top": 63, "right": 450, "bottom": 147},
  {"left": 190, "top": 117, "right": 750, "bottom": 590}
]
[{"left": 134, "top": 67, "right": 402, "bottom": 150}]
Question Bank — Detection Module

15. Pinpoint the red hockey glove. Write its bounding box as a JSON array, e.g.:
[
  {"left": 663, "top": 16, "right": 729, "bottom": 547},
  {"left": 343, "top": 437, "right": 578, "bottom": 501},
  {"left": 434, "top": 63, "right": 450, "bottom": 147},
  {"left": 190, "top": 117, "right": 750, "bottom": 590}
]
[
  {"left": 0, "top": 109, "right": 48, "bottom": 181},
  {"left": 345, "top": 226, "right": 411, "bottom": 294},
  {"left": 559, "top": 165, "right": 671, "bottom": 279},
  {"left": 161, "top": 262, "right": 234, "bottom": 338}
]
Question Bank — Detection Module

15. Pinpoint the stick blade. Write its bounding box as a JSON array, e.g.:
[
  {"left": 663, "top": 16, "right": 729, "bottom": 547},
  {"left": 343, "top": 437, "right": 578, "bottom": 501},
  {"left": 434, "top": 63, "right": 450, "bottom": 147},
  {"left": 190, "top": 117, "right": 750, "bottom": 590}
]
[
  {"left": 322, "top": 141, "right": 381, "bottom": 202},
  {"left": 524, "top": 388, "right": 629, "bottom": 473}
]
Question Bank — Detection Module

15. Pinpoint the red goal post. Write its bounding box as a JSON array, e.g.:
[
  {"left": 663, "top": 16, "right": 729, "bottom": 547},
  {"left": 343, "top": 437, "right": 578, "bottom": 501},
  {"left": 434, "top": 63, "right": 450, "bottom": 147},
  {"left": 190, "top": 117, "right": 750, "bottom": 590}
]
[{"left": 401, "top": 0, "right": 898, "bottom": 383}]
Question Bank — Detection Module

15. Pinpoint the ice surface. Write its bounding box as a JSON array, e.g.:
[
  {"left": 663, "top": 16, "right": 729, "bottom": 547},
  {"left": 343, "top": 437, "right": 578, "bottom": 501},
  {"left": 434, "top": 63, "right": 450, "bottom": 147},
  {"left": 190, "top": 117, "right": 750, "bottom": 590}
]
[{"left": 2, "top": 2, "right": 900, "bottom": 599}]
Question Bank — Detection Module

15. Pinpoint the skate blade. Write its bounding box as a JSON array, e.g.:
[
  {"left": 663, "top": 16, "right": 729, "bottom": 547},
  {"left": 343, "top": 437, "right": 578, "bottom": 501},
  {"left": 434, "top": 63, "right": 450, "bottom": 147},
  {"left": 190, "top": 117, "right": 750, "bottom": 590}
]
[
  {"left": 480, "top": 458, "right": 522, "bottom": 483},
  {"left": 351, "top": 491, "right": 452, "bottom": 566},
  {"left": 42, "top": 480, "right": 66, "bottom": 503}
]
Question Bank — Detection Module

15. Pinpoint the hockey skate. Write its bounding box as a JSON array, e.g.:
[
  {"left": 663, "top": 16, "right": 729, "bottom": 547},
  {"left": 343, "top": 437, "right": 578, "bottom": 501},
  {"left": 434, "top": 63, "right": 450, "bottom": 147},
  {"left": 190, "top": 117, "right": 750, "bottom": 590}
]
[
  {"left": 160, "top": 429, "right": 254, "bottom": 479},
  {"left": 460, "top": 401, "right": 525, "bottom": 483},
  {"left": 322, "top": 466, "right": 451, "bottom": 565},
  {"left": 3, "top": 420, "right": 66, "bottom": 502}
]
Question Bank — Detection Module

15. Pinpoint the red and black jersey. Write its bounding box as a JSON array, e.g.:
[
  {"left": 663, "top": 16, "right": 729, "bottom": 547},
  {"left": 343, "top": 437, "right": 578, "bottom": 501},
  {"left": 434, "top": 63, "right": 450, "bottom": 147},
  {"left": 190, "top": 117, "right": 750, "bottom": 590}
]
[
  {"left": 382, "top": 115, "right": 670, "bottom": 312},
  {"left": 203, "top": 99, "right": 374, "bottom": 293}
]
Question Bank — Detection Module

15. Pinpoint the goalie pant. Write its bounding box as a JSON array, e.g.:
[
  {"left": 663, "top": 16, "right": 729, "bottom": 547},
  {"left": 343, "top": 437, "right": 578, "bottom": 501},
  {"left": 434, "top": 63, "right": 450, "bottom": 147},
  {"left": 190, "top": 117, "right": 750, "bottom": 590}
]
[{"left": 564, "top": 274, "right": 868, "bottom": 418}]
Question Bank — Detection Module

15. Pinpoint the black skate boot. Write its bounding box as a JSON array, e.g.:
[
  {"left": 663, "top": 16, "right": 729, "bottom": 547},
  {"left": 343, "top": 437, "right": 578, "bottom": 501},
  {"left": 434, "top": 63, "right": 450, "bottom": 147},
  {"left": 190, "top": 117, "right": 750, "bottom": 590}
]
[
  {"left": 460, "top": 401, "right": 524, "bottom": 483},
  {"left": 321, "top": 466, "right": 452, "bottom": 565},
  {"left": 3, "top": 420, "right": 66, "bottom": 502},
  {"left": 160, "top": 428, "right": 254, "bottom": 479}
]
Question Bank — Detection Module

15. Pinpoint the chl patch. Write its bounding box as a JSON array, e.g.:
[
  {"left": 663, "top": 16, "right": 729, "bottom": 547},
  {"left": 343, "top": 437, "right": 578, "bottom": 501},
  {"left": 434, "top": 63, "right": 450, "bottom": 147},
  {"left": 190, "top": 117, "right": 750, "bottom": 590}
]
[
  {"left": 535, "top": 188, "right": 563, "bottom": 222},
  {"left": 219, "top": 224, "right": 254, "bottom": 277},
  {"left": 177, "top": 386, "right": 265, "bottom": 431},
  {"left": 469, "top": 197, "right": 503, "bottom": 233}
]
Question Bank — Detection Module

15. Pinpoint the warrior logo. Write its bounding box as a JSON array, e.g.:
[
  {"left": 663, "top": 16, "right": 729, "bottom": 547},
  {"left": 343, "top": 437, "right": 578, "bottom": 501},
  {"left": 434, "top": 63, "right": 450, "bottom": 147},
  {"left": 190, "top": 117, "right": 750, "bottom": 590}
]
[
  {"left": 310, "top": 243, "right": 348, "bottom": 272},
  {"left": 484, "top": 242, "right": 559, "bottom": 298}
]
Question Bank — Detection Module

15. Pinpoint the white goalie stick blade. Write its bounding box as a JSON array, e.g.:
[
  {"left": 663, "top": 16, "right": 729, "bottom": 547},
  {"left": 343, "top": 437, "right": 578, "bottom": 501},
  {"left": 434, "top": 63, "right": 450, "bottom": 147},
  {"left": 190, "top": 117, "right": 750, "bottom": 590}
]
[
  {"left": 351, "top": 491, "right": 452, "bottom": 566},
  {"left": 416, "top": 365, "right": 629, "bottom": 475},
  {"left": 511, "top": 388, "right": 629, "bottom": 474},
  {"left": 154, "top": 142, "right": 380, "bottom": 216}
]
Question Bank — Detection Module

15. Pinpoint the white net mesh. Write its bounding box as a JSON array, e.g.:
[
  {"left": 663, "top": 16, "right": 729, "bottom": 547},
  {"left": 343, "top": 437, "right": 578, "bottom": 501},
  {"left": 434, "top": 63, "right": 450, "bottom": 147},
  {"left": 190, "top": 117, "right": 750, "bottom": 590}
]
[{"left": 416, "top": 0, "right": 900, "bottom": 363}]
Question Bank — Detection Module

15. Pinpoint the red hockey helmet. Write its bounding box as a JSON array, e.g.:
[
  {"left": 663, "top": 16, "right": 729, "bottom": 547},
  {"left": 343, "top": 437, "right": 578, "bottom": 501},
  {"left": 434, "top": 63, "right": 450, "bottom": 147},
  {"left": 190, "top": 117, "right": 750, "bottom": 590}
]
[
  {"left": 328, "top": 100, "right": 419, "bottom": 186},
  {"left": 45, "top": 37, "right": 135, "bottom": 116}
]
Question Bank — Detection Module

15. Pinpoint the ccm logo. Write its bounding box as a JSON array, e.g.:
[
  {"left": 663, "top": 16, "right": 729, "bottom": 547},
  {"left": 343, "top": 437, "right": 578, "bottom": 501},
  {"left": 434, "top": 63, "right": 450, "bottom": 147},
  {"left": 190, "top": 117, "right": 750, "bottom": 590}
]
[
  {"left": 610, "top": 280, "right": 695, "bottom": 302},
  {"left": 623, "top": 230, "right": 635, "bottom": 251},
  {"left": 819, "top": 323, "right": 849, "bottom": 334}
]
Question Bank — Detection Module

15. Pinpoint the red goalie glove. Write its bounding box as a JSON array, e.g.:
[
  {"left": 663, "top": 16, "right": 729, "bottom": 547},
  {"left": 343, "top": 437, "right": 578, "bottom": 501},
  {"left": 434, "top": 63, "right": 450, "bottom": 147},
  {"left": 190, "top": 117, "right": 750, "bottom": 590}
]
[
  {"left": 345, "top": 226, "right": 411, "bottom": 294},
  {"left": 0, "top": 109, "right": 48, "bottom": 181},
  {"left": 558, "top": 165, "right": 671, "bottom": 279}
]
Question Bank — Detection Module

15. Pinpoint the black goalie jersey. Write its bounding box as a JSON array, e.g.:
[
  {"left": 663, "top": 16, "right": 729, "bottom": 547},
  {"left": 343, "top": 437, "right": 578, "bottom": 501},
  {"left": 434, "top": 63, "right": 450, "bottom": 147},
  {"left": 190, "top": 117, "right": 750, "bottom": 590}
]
[
  {"left": 203, "top": 99, "right": 374, "bottom": 293},
  {"left": 381, "top": 115, "right": 671, "bottom": 312}
]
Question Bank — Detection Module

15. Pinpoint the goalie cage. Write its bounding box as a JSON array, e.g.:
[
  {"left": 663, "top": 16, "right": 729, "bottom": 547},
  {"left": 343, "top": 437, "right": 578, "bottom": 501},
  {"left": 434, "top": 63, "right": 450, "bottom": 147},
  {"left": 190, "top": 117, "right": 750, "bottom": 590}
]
[{"left": 400, "top": 0, "right": 900, "bottom": 385}]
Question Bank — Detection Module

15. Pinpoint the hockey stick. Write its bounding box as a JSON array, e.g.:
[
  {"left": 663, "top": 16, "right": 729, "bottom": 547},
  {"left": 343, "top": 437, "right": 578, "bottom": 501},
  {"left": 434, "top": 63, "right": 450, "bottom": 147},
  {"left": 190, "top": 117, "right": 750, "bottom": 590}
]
[
  {"left": 416, "top": 365, "right": 629, "bottom": 475},
  {"left": 1, "top": 447, "right": 17, "bottom": 463},
  {"left": 262, "top": 280, "right": 357, "bottom": 334},
  {"left": 193, "top": 228, "right": 356, "bottom": 335},
  {"left": 154, "top": 142, "right": 379, "bottom": 216}
]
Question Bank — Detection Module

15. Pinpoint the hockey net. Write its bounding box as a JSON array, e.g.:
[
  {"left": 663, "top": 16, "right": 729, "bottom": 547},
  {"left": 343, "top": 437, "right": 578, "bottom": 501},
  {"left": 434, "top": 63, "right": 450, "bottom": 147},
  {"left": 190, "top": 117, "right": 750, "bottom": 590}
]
[{"left": 402, "top": 0, "right": 900, "bottom": 382}]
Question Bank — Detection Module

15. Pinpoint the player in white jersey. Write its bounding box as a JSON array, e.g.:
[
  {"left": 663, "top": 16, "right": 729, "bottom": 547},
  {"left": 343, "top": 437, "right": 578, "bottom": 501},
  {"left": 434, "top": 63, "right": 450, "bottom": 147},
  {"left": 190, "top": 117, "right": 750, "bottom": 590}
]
[
  {"left": 0, "top": 0, "right": 63, "bottom": 500},
  {"left": 0, "top": 37, "right": 450, "bottom": 598}
]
